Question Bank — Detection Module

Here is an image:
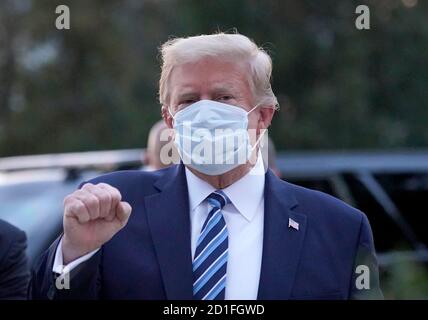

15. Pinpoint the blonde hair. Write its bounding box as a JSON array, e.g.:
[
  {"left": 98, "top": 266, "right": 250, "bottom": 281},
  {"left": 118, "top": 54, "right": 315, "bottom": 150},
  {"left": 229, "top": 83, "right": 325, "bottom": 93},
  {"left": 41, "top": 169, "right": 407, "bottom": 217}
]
[{"left": 159, "top": 32, "right": 279, "bottom": 109}]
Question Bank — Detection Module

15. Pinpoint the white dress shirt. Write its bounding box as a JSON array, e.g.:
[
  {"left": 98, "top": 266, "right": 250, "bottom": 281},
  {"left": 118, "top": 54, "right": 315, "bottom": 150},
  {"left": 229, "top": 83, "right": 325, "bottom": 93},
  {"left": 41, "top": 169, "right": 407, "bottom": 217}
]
[
  {"left": 186, "top": 155, "right": 265, "bottom": 299},
  {"left": 53, "top": 154, "right": 266, "bottom": 300}
]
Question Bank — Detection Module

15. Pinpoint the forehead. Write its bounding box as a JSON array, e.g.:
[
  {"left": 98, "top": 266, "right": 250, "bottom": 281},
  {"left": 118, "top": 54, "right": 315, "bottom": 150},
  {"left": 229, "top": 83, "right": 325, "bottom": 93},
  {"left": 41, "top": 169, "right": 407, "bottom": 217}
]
[{"left": 168, "top": 58, "right": 252, "bottom": 97}]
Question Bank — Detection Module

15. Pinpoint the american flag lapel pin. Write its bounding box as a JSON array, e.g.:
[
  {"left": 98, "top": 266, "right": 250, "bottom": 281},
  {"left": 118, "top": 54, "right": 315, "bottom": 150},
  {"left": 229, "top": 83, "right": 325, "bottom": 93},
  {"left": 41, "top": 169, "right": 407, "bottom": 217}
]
[{"left": 288, "top": 218, "right": 299, "bottom": 231}]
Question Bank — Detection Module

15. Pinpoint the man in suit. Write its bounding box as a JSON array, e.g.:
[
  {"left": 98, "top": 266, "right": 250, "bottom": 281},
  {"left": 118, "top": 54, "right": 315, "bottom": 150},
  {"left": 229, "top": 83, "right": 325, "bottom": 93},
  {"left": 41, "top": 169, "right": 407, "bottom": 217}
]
[
  {"left": 0, "top": 219, "right": 30, "bottom": 299},
  {"left": 30, "top": 32, "right": 382, "bottom": 300}
]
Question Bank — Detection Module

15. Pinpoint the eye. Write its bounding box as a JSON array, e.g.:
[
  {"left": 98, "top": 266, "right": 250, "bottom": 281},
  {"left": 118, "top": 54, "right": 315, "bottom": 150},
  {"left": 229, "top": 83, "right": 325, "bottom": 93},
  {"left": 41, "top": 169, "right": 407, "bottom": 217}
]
[
  {"left": 217, "top": 95, "right": 234, "bottom": 102},
  {"left": 183, "top": 99, "right": 196, "bottom": 104},
  {"left": 177, "top": 99, "right": 196, "bottom": 110}
]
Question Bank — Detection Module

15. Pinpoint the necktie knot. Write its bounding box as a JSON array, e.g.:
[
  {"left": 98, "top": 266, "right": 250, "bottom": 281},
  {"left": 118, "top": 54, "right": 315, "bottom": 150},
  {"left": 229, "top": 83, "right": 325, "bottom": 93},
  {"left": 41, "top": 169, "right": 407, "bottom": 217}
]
[{"left": 207, "top": 190, "right": 230, "bottom": 210}]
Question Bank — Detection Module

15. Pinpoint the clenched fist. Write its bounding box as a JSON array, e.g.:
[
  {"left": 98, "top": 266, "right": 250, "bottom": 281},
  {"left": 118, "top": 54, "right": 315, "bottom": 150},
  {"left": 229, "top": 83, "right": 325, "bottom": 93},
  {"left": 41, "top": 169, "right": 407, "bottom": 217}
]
[{"left": 62, "top": 183, "right": 132, "bottom": 264}]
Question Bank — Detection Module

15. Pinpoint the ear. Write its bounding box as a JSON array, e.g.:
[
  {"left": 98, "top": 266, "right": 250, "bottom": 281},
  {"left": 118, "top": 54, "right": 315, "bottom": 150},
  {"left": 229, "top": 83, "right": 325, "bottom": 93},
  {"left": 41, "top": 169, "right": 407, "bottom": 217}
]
[
  {"left": 161, "top": 105, "right": 173, "bottom": 129},
  {"left": 258, "top": 105, "right": 275, "bottom": 132}
]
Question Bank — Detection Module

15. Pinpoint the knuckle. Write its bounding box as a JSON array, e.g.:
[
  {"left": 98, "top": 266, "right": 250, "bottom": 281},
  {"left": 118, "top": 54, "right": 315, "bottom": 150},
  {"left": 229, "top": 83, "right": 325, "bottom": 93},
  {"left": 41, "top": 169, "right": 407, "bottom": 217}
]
[
  {"left": 112, "top": 194, "right": 121, "bottom": 204},
  {"left": 63, "top": 194, "right": 73, "bottom": 205},
  {"left": 113, "top": 189, "right": 122, "bottom": 202},
  {"left": 124, "top": 202, "right": 132, "bottom": 212},
  {"left": 99, "top": 192, "right": 111, "bottom": 204},
  {"left": 74, "top": 189, "right": 87, "bottom": 198},
  {"left": 86, "top": 195, "right": 100, "bottom": 208},
  {"left": 82, "top": 182, "right": 94, "bottom": 190},
  {"left": 73, "top": 202, "right": 85, "bottom": 213}
]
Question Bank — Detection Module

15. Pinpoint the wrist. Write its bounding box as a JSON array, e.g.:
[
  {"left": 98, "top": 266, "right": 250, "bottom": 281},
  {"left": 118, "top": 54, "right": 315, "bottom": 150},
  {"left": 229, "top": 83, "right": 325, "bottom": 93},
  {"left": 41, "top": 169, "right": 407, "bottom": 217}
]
[{"left": 61, "top": 236, "right": 92, "bottom": 265}]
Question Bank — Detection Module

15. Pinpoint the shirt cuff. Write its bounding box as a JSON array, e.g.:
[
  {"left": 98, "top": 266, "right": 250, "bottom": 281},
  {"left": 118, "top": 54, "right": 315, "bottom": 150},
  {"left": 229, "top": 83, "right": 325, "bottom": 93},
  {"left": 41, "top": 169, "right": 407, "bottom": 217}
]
[{"left": 52, "top": 238, "right": 100, "bottom": 274}]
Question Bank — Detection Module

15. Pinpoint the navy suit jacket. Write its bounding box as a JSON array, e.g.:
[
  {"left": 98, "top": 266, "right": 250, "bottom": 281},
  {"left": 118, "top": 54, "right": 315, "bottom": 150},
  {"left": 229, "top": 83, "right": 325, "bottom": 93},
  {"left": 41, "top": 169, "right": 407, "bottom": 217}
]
[
  {"left": 0, "top": 220, "right": 30, "bottom": 300},
  {"left": 29, "top": 164, "right": 382, "bottom": 299}
]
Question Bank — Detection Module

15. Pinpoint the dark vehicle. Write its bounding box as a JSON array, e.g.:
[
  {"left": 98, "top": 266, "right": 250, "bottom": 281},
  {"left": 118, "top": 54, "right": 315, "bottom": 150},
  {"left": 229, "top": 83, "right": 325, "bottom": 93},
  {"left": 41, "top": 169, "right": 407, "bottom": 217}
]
[{"left": 0, "top": 169, "right": 97, "bottom": 265}]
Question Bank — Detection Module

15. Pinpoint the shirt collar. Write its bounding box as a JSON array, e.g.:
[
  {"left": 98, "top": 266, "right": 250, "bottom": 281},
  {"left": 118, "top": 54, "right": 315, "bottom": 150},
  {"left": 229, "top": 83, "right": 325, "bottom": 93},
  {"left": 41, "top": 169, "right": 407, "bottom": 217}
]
[
  {"left": 185, "top": 151, "right": 265, "bottom": 222},
  {"left": 185, "top": 168, "right": 216, "bottom": 213}
]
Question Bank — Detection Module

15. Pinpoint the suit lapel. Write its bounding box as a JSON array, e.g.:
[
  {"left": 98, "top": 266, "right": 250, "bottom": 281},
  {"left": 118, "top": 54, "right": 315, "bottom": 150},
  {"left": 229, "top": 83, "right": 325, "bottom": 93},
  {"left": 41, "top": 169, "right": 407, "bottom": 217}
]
[
  {"left": 144, "top": 164, "right": 194, "bottom": 299},
  {"left": 257, "top": 170, "right": 307, "bottom": 299}
]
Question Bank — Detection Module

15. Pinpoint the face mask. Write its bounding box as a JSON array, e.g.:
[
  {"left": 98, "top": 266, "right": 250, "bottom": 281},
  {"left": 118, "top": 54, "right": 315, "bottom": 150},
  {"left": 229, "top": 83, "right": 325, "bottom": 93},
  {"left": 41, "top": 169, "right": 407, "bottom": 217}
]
[{"left": 169, "top": 99, "right": 264, "bottom": 176}]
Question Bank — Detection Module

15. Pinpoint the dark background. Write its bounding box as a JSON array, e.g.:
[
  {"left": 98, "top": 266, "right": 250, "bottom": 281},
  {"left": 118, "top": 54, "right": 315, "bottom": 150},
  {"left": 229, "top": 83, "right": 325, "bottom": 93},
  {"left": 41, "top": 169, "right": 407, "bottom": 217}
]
[{"left": 1, "top": 0, "right": 427, "bottom": 157}]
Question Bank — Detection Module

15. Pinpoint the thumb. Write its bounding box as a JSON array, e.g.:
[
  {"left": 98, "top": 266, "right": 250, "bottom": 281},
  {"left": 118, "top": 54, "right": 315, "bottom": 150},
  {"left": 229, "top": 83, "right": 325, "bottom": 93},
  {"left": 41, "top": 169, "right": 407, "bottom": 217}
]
[{"left": 115, "top": 201, "right": 132, "bottom": 227}]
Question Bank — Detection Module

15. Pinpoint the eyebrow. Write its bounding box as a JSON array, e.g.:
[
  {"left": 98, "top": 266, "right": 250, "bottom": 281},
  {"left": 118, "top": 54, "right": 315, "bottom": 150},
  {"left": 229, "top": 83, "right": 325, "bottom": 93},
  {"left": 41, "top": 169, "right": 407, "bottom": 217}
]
[
  {"left": 173, "top": 82, "right": 244, "bottom": 102},
  {"left": 176, "top": 92, "right": 199, "bottom": 101},
  {"left": 211, "top": 83, "right": 240, "bottom": 94}
]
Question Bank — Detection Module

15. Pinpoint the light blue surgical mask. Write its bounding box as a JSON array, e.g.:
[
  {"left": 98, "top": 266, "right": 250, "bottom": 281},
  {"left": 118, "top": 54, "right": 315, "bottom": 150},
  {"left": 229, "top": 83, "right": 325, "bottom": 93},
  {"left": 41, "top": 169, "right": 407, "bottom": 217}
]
[{"left": 169, "top": 99, "right": 263, "bottom": 175}]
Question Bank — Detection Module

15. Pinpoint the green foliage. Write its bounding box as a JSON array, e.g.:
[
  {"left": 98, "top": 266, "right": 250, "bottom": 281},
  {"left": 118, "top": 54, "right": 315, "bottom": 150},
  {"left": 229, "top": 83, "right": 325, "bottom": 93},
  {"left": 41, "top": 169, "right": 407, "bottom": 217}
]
[
  {"left": 381, "top": 260, "right": 428, "bottom": 299},
  {"left": 0, "top": 0, "right": 427, "bottom": 156}
]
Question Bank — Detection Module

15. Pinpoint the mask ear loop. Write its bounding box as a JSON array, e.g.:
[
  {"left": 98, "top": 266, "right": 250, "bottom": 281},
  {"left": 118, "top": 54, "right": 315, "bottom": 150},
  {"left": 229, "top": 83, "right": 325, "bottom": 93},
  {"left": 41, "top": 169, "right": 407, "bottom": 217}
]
[
  {"left": 252, "top": 128, "right": 267, "bottom": 150},
  {"left": 168, "top": 106, "right": 174, "bottom": 119},
  {"left": 247, "top": 103, "right": 261, "bottom": 115},
  {"left": 247, "top": 103, "right": 270, "bottom": 149},
  {"left": 247, "top": 127, "right": 267, "bottom": 170},
  {"left": 167, "top": 106, "right": 176, "bottom": 127}
]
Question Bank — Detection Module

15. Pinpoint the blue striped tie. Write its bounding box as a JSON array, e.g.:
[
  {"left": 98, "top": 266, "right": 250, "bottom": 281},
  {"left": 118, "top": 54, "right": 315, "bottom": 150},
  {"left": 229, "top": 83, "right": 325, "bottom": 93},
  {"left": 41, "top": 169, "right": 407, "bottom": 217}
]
[{"left": 193, "top": 190, "right": 230, "bottom": 300}]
